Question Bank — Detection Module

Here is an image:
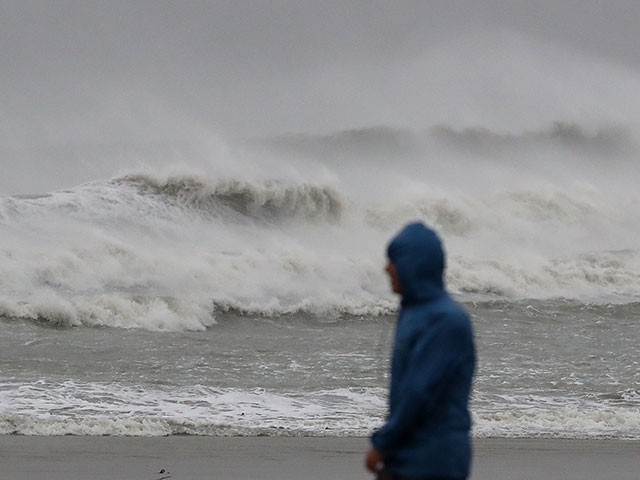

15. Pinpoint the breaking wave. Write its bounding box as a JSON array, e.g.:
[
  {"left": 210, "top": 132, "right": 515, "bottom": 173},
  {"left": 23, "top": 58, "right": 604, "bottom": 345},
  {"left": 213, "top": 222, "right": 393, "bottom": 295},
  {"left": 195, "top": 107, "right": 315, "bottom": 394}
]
[
  {"left": 254, "top": 126, "right": 421, "bottom": 158},
  {"left": 255, "top": 122, "right": 635, "bottom": 160},
  {"left": 0, "top": 173, "right": 343, "bottom": 225},
  {"left": 1, "top": 121, "right": 640, "bottom": 330},
  {"left": 117, "top": 173, "right": 343, "bottom": 222},
  {"left": 1, "top": 382, "right": 638, "bottom": 438},
  {"left": 2, "top": 173, "right": 640, "bottom": 329},
  {"left": 430, "top": 122, "right": 634, "bottom": 157}
]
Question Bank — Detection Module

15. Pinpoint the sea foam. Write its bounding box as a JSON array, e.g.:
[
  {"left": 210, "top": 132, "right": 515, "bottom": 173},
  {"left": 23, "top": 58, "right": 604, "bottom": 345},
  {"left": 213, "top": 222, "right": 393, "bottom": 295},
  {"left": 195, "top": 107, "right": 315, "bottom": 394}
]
[
  {"left": 1, "top": 381, "right": 638, "bottom": 438},
  {"left": 2, "top": 124, "right": 640, "bottom": 329}
]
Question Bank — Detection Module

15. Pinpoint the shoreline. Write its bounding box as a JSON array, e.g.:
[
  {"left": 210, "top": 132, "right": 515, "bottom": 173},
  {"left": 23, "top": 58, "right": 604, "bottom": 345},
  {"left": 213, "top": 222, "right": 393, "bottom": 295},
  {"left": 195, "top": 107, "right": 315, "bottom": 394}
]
[{"left": 1, "top": 435, "right": 638, "bottom": 480}]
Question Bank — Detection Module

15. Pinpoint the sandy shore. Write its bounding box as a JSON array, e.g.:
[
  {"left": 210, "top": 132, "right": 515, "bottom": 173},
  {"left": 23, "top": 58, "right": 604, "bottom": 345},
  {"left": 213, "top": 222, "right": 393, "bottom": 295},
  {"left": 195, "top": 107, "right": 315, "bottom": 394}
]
[{"left": 0, "top": 435, "right": 638, "bottom": 480}]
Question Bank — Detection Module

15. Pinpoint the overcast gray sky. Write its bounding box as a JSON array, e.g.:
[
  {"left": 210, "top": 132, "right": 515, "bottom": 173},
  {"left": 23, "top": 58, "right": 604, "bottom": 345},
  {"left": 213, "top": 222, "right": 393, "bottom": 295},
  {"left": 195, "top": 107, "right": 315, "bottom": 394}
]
[{"left": 2, "top": 0, "right": 640, "bottom": 143}]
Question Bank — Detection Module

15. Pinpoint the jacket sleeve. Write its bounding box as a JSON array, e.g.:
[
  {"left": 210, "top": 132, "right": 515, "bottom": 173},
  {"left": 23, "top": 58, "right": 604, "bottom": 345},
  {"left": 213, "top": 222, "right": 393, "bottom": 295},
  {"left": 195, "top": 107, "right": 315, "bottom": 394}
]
[{"left": 371, "top": 314, "right": 470, "bottom": 452}]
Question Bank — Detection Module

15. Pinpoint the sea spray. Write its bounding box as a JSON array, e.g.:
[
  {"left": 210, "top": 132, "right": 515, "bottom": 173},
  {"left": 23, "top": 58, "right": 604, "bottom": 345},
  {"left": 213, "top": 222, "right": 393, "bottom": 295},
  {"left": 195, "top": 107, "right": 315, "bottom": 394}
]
[{"left": 2, "top": 129, "right": 640, "bottom": 330}]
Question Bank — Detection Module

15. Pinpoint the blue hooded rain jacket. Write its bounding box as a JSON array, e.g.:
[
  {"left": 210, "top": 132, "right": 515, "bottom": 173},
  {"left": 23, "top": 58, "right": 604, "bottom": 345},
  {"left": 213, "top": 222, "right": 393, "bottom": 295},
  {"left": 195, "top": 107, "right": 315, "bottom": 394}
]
[{"left": 371, "top": 222, "right": 475, "bottom": 479}]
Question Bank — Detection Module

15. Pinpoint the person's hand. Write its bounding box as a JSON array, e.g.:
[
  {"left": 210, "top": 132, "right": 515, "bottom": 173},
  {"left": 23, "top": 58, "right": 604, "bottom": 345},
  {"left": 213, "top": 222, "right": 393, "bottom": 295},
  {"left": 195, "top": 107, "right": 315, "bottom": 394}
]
[{"left": 365, "top": 447, "right": 384, "bottom": 473}]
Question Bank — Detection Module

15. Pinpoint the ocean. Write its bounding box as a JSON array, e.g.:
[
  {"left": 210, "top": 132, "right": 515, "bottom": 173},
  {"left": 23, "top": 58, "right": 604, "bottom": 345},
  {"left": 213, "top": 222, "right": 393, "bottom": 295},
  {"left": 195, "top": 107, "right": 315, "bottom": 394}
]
[{"left": 1, "top": 124, "right": 639, "bottom": 439}]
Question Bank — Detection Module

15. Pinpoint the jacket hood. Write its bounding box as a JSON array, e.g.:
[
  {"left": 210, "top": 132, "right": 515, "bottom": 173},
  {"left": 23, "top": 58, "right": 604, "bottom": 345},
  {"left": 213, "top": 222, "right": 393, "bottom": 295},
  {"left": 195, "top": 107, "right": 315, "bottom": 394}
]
[{"left": 387, "top": 222, "right": 445, "bottom": 304}]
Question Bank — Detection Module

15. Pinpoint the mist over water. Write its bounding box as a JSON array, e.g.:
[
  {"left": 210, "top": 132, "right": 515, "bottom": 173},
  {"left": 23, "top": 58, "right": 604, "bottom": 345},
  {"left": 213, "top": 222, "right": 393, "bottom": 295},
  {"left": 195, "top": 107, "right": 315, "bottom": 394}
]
[
  {"left": 2, "top": 120, "right": 640, "bottom": 330},
  {"left": 4, "top": 27, "right": 640, "bottom": 191}
]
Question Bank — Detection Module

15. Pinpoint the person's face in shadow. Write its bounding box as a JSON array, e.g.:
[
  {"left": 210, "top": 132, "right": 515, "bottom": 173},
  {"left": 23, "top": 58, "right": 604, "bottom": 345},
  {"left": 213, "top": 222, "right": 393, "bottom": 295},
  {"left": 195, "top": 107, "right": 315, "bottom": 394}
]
[{"left": 385, "top": 260, "right": 401, "bottom": 295}]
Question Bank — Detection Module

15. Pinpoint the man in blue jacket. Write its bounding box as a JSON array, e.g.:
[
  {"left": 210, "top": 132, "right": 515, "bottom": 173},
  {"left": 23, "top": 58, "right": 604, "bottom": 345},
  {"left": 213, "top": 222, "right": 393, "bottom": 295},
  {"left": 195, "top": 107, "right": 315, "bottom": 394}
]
[{"left": 365, "top": 222, "right": 476, "bottom": 480}]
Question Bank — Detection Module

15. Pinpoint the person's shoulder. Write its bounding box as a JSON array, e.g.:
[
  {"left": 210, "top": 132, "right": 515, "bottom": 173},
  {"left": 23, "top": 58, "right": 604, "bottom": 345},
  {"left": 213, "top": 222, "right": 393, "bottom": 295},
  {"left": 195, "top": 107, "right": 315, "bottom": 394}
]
[
  {"left": 428, "top": 295, "right": 472, "bottom": 333},
  {"left": 406, "top": 293, "right": 469, "bottom": 324},
  {"left": 428, "top": 293, "right": 468, "bottom": 316}
]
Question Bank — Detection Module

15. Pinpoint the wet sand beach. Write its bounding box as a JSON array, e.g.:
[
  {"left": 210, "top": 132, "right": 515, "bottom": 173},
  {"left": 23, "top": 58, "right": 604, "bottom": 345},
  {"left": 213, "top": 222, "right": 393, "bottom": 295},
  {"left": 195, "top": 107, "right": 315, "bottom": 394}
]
[{"left": 0, "top": 436, "right": 638, "bottom": 480}]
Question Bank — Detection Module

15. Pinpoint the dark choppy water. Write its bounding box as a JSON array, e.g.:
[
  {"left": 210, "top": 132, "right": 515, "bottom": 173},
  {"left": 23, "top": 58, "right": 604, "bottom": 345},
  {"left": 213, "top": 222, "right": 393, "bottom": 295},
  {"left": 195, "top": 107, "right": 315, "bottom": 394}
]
[{"left": 2, "top": 300, "right": 638, "bottom": 438}]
